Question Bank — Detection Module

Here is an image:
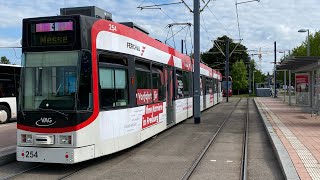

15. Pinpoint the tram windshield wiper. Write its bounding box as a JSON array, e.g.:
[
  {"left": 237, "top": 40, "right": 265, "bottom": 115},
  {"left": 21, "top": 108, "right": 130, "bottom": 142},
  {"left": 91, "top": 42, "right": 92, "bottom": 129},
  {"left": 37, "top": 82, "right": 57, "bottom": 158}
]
[{"left": 36, "top": 107, "right": 69, "bottom": 118}]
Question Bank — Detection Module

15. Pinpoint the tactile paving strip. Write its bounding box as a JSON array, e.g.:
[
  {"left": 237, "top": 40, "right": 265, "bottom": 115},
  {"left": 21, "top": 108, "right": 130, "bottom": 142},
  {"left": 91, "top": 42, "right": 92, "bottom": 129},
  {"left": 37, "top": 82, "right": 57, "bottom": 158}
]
[{"left": 260, "top": 100, "right": 320, "bottom": 180}]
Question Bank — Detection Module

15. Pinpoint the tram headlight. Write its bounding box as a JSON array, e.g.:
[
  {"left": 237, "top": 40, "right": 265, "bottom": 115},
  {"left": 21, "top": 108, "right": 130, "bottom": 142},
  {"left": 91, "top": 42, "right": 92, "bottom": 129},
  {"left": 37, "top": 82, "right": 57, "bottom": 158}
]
[
  {"left": 59, "top": 135, "right": 72, "bottom": 145},
  {"left": 21, "top": 134, "right": 33, "bottom": 144}
]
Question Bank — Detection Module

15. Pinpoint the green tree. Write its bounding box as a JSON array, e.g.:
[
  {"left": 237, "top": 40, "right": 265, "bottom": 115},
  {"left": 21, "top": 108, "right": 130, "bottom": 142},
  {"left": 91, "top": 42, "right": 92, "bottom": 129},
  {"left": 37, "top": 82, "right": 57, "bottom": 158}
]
[
  {"left": 253, "top": 70, "right": 266, "bottom": 84},
  {"left": 201, "top": 35, "right": 250, "bottom": 75},
  {"left": 291, "top": 31, "right": 320, "bottom": 56},
  {"left": 0, "top": 56, "right": 10, "bottom": 64},
  {"left": 231, "top": 60, "right": 248, "bottom": 94}
]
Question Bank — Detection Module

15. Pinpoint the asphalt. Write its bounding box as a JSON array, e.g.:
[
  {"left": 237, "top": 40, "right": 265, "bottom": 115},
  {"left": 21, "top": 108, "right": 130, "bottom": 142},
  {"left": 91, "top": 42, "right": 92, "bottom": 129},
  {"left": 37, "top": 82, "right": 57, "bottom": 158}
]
[{"left": 0, "top": 122, "right": 16, "bottom": 166}]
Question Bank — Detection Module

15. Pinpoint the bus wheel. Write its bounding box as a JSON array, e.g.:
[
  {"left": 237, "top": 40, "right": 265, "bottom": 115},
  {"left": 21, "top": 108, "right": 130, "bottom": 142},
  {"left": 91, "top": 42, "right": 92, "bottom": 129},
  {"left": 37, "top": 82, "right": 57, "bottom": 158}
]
[{"left": 0, "top": 105, "right": 10, "bottom": 124}]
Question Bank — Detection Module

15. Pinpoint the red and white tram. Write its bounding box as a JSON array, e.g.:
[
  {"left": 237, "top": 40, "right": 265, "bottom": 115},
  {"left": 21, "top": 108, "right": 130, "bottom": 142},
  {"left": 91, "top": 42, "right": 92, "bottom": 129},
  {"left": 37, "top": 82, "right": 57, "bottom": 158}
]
[{"left": 17, "top": 6, "right": 222, "bottom": 164}]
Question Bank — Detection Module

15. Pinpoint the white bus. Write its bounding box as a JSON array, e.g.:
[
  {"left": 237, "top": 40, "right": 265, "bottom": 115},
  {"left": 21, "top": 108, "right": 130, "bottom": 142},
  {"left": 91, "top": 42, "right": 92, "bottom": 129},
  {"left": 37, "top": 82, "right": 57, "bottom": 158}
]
[{"left": 0, "top": 63, "right": 21, "bottom": 123}]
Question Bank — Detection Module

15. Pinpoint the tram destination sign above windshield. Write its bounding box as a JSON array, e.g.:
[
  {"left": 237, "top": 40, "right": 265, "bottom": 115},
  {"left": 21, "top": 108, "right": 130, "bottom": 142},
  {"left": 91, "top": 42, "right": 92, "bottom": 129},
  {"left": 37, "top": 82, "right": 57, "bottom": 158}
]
[{"left": 29, "top": 20, "right": 75, "bottom": 47}]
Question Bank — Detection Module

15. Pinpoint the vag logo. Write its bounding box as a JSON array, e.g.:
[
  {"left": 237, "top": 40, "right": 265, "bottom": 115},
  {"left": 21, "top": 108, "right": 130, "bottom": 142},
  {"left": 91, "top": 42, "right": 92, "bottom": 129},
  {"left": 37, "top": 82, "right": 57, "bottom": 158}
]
[{"left": 35, "top": 117, "right": 56, "bottom": 127}]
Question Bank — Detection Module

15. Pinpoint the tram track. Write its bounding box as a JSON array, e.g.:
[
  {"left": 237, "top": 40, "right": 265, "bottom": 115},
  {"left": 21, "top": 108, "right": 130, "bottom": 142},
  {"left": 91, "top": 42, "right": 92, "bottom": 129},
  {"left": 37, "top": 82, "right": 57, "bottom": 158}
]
[
  {"left": 0, "top": 157, "right": 111, "bottom": 180},
  {"left": 181, "top": 98, "right": 249, "bottom": 180},
  {"left": 0, "top": 98, "right": 252, "bottom": 180},
  {"left": 0, "top": 134, "right": 157, "bottom": 180},
  {"left": 240, "top": 98, "right": 249, "bottom": 180},
  {"left": 0, "top": 164, "right": 43, "bottom": 180}
]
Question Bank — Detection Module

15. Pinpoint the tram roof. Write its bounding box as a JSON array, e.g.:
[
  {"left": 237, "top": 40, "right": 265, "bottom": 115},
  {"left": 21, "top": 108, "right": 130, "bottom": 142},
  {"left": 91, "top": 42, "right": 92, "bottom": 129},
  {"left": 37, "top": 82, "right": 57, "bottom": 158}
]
[{"left": 276, "top": 56, "right": 320, "bottom": 72}]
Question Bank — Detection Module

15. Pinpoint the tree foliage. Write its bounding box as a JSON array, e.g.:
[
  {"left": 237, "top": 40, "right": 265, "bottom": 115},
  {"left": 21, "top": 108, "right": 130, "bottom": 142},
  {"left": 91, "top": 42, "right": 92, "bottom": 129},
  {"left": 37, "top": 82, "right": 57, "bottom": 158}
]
[
  {"left": 200, "top": 35, "right": 250, "bottom": 75},
  {"left": 0, "top": 56, "right": 10, "bottom": 64},
  {"left": 249, "top": 59, "right": 266, "bottom": 84},
  {"left": 277, "top": 31, "right": 320, "bottom": 86},
  {"left": 291, "top": 31, "right": 320, "bottom": 56},
  {"left": 231, "top": 60, "right": 248, "bottom": 94},
  {"left": 254, "top": 70, "right": 267, "bottom": 84}
]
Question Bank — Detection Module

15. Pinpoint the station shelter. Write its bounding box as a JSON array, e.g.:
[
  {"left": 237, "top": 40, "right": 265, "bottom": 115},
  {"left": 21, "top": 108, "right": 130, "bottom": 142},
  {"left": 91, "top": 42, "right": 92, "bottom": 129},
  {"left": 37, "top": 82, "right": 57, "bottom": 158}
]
[{"left": 276, "top": 56, "right": 320, "bottom": 109}]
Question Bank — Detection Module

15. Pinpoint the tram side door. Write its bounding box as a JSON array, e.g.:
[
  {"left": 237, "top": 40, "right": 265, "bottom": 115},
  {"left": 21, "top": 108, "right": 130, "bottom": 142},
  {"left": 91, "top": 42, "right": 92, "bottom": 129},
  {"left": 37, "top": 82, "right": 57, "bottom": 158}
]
[
  {"left": 202, "top": 77, "right": 206, "bottom": 109},
  {"left": 166, "top": 67, "right": 174, "bottom": 125}
]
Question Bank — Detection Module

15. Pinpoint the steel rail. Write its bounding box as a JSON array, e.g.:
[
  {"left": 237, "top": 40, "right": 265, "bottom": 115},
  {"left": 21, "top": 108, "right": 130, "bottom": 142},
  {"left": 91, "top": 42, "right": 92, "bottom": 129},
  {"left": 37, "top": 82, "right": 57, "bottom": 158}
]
[
  {"left": 181, "top": 98, "right": 242, "bottom": 180},
  {"left": 0, "top": 164, "right": 43, "bottom": 180},
  {"left": 240, "top": 98, "right": 249, "bottom": 180}
]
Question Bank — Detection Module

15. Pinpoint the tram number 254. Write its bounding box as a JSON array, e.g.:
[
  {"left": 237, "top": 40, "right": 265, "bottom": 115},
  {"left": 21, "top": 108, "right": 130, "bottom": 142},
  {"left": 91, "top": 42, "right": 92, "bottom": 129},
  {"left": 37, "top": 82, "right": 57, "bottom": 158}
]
[{"left": 25, "top": 151, "right": 38, "bottom": 158}]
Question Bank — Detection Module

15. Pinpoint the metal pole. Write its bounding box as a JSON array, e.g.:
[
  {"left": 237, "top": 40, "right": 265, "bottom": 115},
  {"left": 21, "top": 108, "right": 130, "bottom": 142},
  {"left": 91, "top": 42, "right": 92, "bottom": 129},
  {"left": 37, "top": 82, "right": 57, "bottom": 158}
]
[
  {"left": 253, "top": 71, "right": 255, "bottom": 95},
  {"left": 307, "top": 29, "right": 310, "bottom": 56},
  {"left": 274, "top": 41, "right": 277, "bottom": 98},
  {"left": 193, "top": 0, "right": 201, "bottom": 124},
  {"left": 181, "top": 39, "right": 184, "bottom": 54},
  {"left": 226, "top": 38, "right": 230, "bottom": 102},
  {"left": 284, "top": 70, "right": 286, "bottom": 102},
  {"left": 289, "top": 70, "right": 292, "bottom": 105},
  {"left": 249, "top": 62, "right": 252, "bottom": 95}
]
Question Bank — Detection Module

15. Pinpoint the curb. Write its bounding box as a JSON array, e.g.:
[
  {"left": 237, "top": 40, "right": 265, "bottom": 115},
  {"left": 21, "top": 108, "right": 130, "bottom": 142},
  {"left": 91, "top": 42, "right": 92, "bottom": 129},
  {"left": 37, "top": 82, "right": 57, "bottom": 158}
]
[
  {"left": 254, "top": 98, "right": 300, "bottom": 180},
  {"left": 0, "top": 146, "right": 16, "bottom": 166}
]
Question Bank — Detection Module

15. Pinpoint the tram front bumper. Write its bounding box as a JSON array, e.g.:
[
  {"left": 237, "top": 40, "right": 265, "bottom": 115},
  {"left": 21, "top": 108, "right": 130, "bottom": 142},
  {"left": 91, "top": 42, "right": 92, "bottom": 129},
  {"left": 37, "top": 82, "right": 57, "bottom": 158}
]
[{"left": 16, "top": 145, "right": 95, "bottom": 164}]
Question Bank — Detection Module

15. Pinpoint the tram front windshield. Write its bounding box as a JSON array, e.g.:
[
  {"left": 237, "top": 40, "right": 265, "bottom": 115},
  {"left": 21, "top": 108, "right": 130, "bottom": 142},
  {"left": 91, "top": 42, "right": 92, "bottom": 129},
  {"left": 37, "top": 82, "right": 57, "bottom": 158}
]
[{"left": 22, "top": 51, "right": 79, "bottom": 111}]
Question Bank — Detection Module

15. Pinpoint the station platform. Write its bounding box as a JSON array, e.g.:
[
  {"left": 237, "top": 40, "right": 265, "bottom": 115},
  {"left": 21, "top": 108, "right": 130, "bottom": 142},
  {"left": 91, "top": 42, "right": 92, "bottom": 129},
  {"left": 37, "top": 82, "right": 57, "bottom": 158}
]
[{"left": 255, "top": 97, "right": 320, "bottom": 180}]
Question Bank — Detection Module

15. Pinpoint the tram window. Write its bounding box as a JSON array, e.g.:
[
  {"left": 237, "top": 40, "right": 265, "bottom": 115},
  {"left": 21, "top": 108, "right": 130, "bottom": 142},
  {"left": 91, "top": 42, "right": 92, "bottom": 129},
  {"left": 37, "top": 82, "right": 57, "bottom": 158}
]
[
  {"left": 99, "top": 55, "right": 127, "bottom": 66},
  {"left": 99, "top": 67, "right": 128, "bottom": 108},
  {"left": 78, "top": 50, "right": 92, "bottom": 110},
  {"left": 213, "top": 79, "right": 217, "bottom": 93},
  {"left": 183, "top": 71, "right": 190, "bottom": 97},
  {"left": 35, "top": 68, "right": 42, "bottom": 96},
  {"left": 135, "top": 61, "right": 152, "bottom": 105},
  {"left": 206, "top": 78, "right": 213, "bottom": 95},
  {"left": 53, "top": 67, "right": 76, "bottom": 96},
  {"left": 152, "top": 65, "right": 165, "bottom": 102},
  {"left": 200, "top": 75, "right": 206, "bottom": 96},
  {"left": 176, "top": 70, "right": 184, "bottom": 99}
]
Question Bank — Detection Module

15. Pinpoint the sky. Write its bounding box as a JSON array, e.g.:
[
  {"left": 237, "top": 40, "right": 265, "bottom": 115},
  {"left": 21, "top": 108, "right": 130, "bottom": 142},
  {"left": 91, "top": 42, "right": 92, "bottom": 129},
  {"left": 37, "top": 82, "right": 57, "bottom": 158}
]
[{"left": 0, "top": 0, "right": 318, "bottom": 74}]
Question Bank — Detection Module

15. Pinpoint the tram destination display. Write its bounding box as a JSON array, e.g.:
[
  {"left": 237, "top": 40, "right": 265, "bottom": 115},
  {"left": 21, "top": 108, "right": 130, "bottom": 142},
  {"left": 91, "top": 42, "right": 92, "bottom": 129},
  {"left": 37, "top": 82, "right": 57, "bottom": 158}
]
[{"left": 30, "top": 21, "right": 75, "bottom": 46}]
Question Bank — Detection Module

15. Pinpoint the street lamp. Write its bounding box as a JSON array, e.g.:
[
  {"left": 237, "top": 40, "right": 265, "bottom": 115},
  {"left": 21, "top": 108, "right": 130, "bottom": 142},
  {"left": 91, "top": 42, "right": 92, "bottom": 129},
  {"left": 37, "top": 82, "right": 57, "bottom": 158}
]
[
  {"left": 279, "top": 51, "right": 286, "bottom": 61},
  {"left": 298, "top": 29, "right": 310, "bottom": 56}
]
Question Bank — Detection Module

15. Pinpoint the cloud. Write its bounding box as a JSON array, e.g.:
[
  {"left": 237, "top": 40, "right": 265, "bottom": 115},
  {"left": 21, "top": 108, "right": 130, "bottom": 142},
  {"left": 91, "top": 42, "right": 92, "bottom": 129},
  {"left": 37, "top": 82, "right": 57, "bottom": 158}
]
[{"left": 0, "top": 38, "right": 21, "bottom": 47}]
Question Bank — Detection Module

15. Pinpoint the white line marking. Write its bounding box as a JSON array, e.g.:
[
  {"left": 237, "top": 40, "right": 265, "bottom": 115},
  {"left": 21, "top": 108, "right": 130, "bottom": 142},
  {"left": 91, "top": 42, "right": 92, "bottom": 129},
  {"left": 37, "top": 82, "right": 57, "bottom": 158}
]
[
  {"left": 210, "top": 160, "right": 216, "bottom": 162},
  {"left": 226, "top": 160, "right": 233, "bottom": 163}
]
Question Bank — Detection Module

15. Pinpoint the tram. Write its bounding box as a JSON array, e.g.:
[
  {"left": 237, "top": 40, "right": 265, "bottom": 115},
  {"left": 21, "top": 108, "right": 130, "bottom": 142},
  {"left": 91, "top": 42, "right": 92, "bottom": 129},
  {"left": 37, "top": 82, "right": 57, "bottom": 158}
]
[{"left": 17, "top": 6, "right": 222, "bottom": 164}]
